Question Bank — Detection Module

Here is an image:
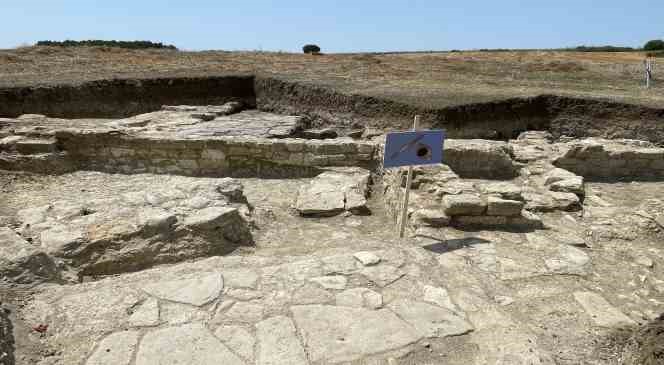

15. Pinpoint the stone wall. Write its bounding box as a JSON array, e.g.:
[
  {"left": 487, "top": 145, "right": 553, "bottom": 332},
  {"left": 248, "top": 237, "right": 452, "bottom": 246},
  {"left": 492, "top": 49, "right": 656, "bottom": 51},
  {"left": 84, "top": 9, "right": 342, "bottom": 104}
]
[
  {"left": 444, "top": 139, "right": 519, "bottom": 179},
  {"left": 554, "top": 138, "right": 664, "bottom": 179},
  {"left": 55, "top": 130, "right": 377, "bottom": 178}
]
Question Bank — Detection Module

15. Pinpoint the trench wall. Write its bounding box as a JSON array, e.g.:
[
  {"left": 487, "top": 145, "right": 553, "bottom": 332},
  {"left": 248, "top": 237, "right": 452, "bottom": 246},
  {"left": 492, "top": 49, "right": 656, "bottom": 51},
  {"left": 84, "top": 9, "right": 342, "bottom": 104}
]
[
  {"left": 1, "top": 75, "right": 664, "bottom": 144},
  {"left": 0, "top": 76, "right": 255, "bottom": 118}
]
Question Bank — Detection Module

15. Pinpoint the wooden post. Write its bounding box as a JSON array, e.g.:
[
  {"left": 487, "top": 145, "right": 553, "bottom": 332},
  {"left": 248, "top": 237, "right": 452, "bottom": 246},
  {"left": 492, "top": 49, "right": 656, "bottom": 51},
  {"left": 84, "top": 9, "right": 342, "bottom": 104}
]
[{"left": 398, "top": 115, "right": 420, "bottom": 238}]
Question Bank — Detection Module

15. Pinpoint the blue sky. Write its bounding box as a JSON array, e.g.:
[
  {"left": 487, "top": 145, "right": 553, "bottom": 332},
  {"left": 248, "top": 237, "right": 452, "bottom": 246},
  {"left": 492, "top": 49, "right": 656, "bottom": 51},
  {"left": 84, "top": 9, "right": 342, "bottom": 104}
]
[{"left": 2, "top": 0, "right": 662, "bottom": 52}]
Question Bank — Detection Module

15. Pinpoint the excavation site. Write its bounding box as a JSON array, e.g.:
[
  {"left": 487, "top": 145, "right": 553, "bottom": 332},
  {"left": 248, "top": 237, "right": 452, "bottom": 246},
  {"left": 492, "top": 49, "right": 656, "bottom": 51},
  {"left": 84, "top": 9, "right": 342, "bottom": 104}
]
[{"left": 2, "top": 70, "right": 664, "bottom": 365}]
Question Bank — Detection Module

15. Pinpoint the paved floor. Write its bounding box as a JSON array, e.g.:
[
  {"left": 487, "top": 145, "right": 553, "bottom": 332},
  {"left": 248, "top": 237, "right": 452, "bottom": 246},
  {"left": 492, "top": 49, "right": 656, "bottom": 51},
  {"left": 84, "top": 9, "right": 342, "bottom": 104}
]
[{"left": 3, "top": 171, "right": 664, "bottom": 364}]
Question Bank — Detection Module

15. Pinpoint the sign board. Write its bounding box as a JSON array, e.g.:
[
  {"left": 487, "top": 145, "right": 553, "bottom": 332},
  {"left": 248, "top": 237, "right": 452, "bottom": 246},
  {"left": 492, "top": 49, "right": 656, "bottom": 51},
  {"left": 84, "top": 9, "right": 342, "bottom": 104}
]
[{"left": 383, "top": 130, "right": 445, "bottom": 168}]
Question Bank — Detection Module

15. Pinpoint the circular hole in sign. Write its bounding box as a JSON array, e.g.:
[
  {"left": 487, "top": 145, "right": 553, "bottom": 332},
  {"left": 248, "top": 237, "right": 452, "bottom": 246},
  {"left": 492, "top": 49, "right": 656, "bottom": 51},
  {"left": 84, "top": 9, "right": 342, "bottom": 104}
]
[{"left": 416, "top": 145, "right": 431, "bottom": 159}]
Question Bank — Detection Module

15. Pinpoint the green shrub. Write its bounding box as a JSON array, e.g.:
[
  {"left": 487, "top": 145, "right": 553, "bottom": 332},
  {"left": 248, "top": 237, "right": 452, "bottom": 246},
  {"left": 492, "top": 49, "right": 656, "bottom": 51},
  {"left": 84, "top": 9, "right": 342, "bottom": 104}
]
[
  {"left": 573, "top": 45, "right": 636, "bottom": 52},
  {"left": 35, "top": 40, "right": 177, "bottom": 50},
  {"left": 644, "top": 40, "right": 664, "bottom": 51},
  {"left": 302, "top": 44, "right": 321, "bottom": 54}
]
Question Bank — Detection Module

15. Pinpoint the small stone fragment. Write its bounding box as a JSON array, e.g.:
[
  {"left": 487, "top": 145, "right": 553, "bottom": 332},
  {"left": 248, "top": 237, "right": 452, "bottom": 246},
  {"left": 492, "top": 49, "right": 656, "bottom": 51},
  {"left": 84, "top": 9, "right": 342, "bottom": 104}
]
[{"left": 353, "top": 251, "right": 381, "bottom": 266}]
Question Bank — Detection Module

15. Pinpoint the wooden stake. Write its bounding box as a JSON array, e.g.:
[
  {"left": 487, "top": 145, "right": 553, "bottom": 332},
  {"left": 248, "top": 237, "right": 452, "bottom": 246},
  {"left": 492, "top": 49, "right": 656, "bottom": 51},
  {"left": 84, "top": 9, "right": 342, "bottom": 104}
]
[{"left": 398, "top": 115, "right": 420, "bottom": 238}]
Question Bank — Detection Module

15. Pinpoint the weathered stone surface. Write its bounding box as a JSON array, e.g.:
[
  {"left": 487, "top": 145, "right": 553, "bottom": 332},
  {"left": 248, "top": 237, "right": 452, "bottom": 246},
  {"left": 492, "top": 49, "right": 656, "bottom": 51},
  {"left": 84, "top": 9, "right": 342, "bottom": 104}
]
[
  {"left": 214, "top": 325, "right": 256, "bottom": 362},
  {"left": 353, "top": 251, "right": 381, "bottom": 266},
  {"left": 444, "top": 139, "right": 518, "bottom": 179},
  {"left": 543, "top": 168, "right": 580, "bottom": 186},
  {"left": 136, "top": 323, "right": 245, "bottom": 365},
  {"left": 301, "top": 128, "right": 338, "bottom": 139},
  {"left": 523, "top": 191, "right": 579, "bottom": 212},
  {"left": 12, "top": 178, "right": 254, "bottom": 281},
  {"left": 412, "top": 208, "right": 451, "bottom": 227},
  {"left": 0, "top": 227, "right": 57, "bottom": 284},
  {"left": 291, "top": 304, "right": 420, "bottom": 363},
  {"left": 573, "top": 291, "right": 635, "bottom": 327},
  {"left": 544, "top": 245, "right": 590, "bottom": 275},
  {"left": 128, "top": 298, "right": 159, "bottom": 327},
  {"left": 443, "top": 194, "right": 486, "bottom": 216},
  {"left": 256, "top": 316, "right": 307, "bottom": 365},
  {"left": 387, "top": 299, "right": 473, "bottom": 338},
  {"left": 360, "top": 265, "right": 405, "bottom": 287},
  {"left": 224, "top": 302, "right": 264, "bottom": 323},
  {"left": 159, "top": 301, "right": 210, "bottom": 325},
  {"left": 336, "top": 288, "right": 383, "bottom": 309},
  {"left": 549, "top": 177, "right": 584, "bottom": 196},
  {"left": 292, "top": 283, "right": 334, "bottom": 305},
  {"left": 479, "top": 182, "right": 523, "bottom": 201},
  {"left": 141, "top": 272, "right": 223, "bottom": 306},
  {"left": 295, "top": 168, "right": 371, "bottom": 216},
  {"left": 422, "top": 285, "right": 460, "bottom": 313},
  {"left": 309, "top": 275, "right": 348, "bottom": 290},
  {"left": 554, "top": 138, "right": 664, "bottom": 178},
  {"left": 182, "top": 206, "right": 238, "bottom": 229},
  {"left": 86, "top": 330, "right": 139, "bottom": 365},
  {"left": 486, "top": 197, "right": 524, "bottom": 217},
  {"left": 550, "top": 191, "right": 581, "bottom": 211},
  {"left": 223, "top": 268, "right": 259, "bottom": 289}
]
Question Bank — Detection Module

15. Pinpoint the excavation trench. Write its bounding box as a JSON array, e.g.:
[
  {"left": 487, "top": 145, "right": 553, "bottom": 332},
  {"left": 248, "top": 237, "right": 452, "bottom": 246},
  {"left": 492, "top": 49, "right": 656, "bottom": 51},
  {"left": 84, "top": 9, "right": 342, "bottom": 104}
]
[{"left": 2, "top": 75, "right": 664, "bottom": 143}]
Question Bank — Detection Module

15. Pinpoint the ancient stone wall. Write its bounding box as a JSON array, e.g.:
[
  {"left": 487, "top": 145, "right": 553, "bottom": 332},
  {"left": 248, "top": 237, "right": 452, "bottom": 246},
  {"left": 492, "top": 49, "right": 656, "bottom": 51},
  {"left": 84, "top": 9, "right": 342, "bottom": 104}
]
[
  {"left": 55, "top": 130, "right": 377, "bottom": 178},
  {"left": 554, "top": 138, "right": 664, "bottom": 179}
]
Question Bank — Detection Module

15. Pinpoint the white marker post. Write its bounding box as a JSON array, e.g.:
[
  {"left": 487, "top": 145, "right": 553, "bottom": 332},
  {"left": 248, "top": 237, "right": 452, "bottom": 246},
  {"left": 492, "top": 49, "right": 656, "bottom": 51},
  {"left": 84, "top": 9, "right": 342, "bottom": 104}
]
[
  {"left": 398, "top": 115, "right": 420, "bottom": 238},
  {"left": 645, "top": 59, "right": 653, "bottom": 89}
]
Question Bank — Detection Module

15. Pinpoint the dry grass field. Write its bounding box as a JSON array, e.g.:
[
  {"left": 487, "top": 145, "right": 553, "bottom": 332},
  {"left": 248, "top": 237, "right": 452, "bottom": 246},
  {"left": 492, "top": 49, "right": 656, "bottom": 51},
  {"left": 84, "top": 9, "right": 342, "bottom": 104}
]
[{"left": 0, "top": 46, "right": 661, "bottom": 108}]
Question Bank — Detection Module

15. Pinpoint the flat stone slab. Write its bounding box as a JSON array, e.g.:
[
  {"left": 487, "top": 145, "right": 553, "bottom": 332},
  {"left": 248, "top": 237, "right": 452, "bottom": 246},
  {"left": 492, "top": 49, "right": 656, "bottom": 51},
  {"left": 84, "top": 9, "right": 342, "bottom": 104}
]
[
  {"left": 291, "top": 304, "right": 421, "bottom": 363},
  {"left": 573, "top": 291, "right": 636, "bottom": 327},
  {"left": 295, "top": 169, "right": 371, "bottom": 216},
  {"left": 256, "top": 316, "right": 308, "bottom": 365},
  {"left": 387, "top": 299, "right": 474, "bottom": 338},
  {"left": 141, "top": 272, "right": 223, "bottom": 306},
  {"left": 335, "top": 288, "right": 383, "bottom": 309},
  {"left": 86, "top": 330, "right": 139, "bottom": 365},
  {"left": 135, "top": 323, "right": 245, "bottom": 365},
  {"left": 214, "top": 325, "right": 256, "bottom": 363},
  {"left": 128, "top": 298, "right": 160, "bottom": 327}
]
